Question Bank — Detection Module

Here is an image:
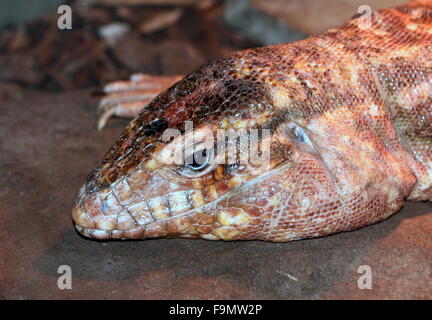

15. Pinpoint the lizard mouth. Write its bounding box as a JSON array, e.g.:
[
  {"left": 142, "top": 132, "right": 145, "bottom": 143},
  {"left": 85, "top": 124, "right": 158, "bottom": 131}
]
[
  {"left": 73, "top": 224, "right": 113, "bottom": 240},
  {"left": 72, "top": 162, "right": 293, "bottom": 240},
  {"left": 71, "top": 180, "right": 210, "bottom": 240}
]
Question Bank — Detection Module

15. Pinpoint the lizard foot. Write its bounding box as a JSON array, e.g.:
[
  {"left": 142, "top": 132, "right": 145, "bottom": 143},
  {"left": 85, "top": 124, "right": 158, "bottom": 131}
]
[{"left": 96, "top": 73, "right": 183, "bottom": 130}]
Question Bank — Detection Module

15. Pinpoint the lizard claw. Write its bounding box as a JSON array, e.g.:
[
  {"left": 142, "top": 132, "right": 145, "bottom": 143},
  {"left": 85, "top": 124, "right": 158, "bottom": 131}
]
[
  {"left": 95, "top": 73, "right": 183, "bottom": 130},
  {"left": 97, "top": 103, "right": 118, "bottom": 131}
]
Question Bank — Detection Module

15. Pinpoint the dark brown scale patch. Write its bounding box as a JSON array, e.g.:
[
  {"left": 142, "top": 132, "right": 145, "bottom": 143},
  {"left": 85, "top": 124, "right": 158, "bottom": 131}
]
[
  {"left": 85, "top": 117, "right": 169, "bottom": 194},
  {"left": 376, "top": 57, "right": 432, "bottom": 94},
  {"left": 191, "top": 78, "right": 273, "bottom": 121},
  {"left": 410, "top": 96, "right": 432, "bottom": 137},
  {"left": 398, "top": 3, "right": 432, "bottom": 23}
]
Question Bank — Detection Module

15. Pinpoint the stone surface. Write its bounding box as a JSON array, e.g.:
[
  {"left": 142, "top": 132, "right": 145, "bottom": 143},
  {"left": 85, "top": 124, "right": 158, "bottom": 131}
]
[{"left": 0, "top": 90, "right": 431, "bottom": 299}]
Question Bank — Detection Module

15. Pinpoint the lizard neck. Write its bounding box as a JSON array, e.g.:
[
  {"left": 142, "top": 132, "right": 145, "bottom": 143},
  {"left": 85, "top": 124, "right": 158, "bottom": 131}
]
[{"left": 339, "top": 2, "right": 432, "bottom": 199}]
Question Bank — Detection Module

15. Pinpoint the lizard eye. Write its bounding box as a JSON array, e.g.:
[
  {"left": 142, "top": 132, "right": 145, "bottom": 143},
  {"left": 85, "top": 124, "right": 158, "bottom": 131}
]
[
  {"left": 179, "top": 148, "right": 215, "bottom": 177},
  {"left": 186, "top": 150, "right": 209, "bottom": 171}
]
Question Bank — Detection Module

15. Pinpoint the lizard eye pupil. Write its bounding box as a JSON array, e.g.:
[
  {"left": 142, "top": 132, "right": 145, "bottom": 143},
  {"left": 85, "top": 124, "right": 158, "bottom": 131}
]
[
  {"left": 185, "top": 155, "right": 208, "bottom": 171},
  {"left": 184, "top": 149, "right": 212, "bottom": 172},
  {"left": 177, "top": 148, "right": 215, "bottom": 177}
]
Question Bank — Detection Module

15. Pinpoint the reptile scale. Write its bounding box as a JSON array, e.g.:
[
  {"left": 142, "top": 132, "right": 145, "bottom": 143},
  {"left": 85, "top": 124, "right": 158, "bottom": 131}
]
[{"left": 72, "top": 0, "right": 432, "bottom": 242}]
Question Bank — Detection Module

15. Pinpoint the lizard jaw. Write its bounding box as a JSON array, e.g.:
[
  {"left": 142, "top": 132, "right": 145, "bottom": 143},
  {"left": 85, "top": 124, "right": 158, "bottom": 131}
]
[
  {"left": 71, "top": 161, "right": 294, "bottom": 241},
  {"left": 72, "top": 180, "right": 210, "bottom": 240}
]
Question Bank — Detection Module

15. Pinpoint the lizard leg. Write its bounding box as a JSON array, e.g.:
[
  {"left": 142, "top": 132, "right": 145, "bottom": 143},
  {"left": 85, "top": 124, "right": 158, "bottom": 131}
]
[{"left": 96, "top": 73, "right": 183, "bottom": 130}]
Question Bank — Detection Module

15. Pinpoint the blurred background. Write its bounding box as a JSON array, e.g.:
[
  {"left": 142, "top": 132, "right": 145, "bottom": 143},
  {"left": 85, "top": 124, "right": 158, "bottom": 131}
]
[{"left": 0, "top": 0, "right": 406, "bottom": 103}]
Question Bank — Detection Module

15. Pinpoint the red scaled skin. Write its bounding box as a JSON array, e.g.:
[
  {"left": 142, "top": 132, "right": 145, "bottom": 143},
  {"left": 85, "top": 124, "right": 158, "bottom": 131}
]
[{"left": 73, "top": 0, "right": 432, "bottom": 241}]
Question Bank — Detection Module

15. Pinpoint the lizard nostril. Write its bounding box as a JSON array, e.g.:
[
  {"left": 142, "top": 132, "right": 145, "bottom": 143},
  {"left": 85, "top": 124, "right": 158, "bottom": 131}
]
[{"left": 84, "top": 177, "right": 102, "bottom": 195}]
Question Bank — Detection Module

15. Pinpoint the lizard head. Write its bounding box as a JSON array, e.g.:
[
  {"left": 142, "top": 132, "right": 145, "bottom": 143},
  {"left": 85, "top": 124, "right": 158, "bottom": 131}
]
[
  {"left": 72, "top": 42, "right": 415, "bottom": 241},
  {"left": 72, "top": 48, "right": 313, "bottom": 241}
]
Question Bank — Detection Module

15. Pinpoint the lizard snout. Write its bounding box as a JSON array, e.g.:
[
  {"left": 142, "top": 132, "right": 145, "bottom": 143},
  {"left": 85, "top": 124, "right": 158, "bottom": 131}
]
[
  {"left": 72, "top": 183, "right": 116, "bottom": 240},
  {"left": 71, "top": 169, "right": 210, "bottom": 240},
  {"left": 71, "top": 180, "right": 141, "bottom": 240}
]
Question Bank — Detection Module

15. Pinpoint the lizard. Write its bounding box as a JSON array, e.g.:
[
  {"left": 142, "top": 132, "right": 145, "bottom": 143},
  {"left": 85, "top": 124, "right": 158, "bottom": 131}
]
[{"left": 72, "top": 0, "right": 432, "bottom": 242}]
